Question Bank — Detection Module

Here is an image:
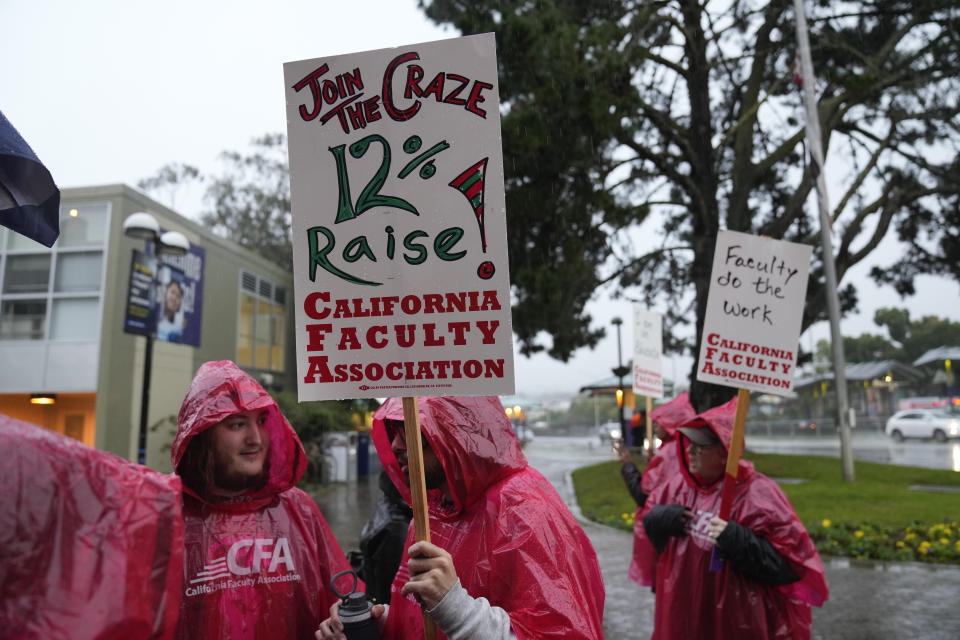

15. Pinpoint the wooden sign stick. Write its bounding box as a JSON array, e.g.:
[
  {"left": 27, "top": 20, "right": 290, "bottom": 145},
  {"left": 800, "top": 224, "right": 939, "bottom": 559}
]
[
  {"left": 645, "top": 396, "right": 654, "bottom": 458},
  {"left": 709, "top": 387, "right": 751, "bottom": 572},
  {"left": 401, "top": 396, "right": 438, "bottom": 640}
]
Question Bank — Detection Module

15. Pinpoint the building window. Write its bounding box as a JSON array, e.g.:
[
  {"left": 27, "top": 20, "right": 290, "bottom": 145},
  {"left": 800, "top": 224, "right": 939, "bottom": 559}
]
[
  {"left": 3, "top": 254, "right": 51, "bottom": 294},
  {"left": 58, "top": 203, "right": 109, "bottom": 247},
  {"left": 50, "top": 298, "right": 100, "bottom": 340},
  {"left": 0, "top": 299, "right": 47, "bottom": 339},
  {"left": 55, "top": 251, "right": 102, "bottom": 292},
  {"left": 238, "top": 294, "right": 255, "bottom": 366},
  {"left": 237, "top": 271, "right": 286, "bottom": 372},
  {"left": 0, "top": 202, "right": 108, "bottom": 342}
]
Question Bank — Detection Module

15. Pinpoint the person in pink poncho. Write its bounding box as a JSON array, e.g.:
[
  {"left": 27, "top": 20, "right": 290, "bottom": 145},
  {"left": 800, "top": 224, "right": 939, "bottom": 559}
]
[
  {"left": 640, "top": 397, "right": 828, "bottom": 639},
  {"left": 317, "top": 395, "right": 605, "bottom": 640},
  {"left": 616, "top": 391, "right": 696, "bottom": 586},
  {"left": 172, "top": 360, "right": 354, "bottom": 640}
]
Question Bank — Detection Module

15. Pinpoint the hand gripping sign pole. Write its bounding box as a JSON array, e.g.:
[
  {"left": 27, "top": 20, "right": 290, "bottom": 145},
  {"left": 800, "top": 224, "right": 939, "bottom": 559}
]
[
  {"left": 709, "top": 388, "right": 751, "bottom": 572},
  {"left": 401, "top": 397, "right": 438, "bottom": 640}
]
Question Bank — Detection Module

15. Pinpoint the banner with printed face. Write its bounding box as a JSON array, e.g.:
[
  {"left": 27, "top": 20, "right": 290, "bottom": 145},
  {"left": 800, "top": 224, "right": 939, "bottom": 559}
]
[
  {"left": 284, "top": 34, "right": 514, "bottom": 401},
  {"left": 696, "top": 230, "right": 812, "bottom": 397},
  {"left": 633, "top": 306, "right": 663, "bottom": 399},
  {"left": 156, "top": 245, "right": 204, "bottom": 347}
]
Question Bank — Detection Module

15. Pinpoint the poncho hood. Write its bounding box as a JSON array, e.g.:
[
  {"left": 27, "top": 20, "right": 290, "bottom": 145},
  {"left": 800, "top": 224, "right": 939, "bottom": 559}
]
[
  {"left": 675, "top": 395, "right": 755, "bottom": 489},
  {"left": 172, "top": 360, "right": 306, "bottom": 506},
  {"left": 649, "top": 391, "right": 697, "bottom": 439},
  {"left": 372, "top": 395, "right": 527, "bottom": 517}
]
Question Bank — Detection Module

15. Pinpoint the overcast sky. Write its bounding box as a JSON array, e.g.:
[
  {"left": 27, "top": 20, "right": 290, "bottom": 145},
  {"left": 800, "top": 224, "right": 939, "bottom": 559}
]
[{"left": 3, "top": 0, "right": 957, "bottom": 399}]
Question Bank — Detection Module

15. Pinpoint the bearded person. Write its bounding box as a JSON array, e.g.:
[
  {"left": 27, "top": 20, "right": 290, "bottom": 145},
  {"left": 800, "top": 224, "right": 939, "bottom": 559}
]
[
  {"left": 173, "top": 361, "right": 355, "bottom": 640},
  {"left": 317, "top": 395, "right": 605, "bottom": 640}
]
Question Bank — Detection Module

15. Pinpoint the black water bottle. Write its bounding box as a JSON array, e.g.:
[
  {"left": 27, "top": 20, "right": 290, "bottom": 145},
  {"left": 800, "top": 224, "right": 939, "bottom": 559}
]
[{"left": 331, "top": 569, "right": 381, "bottom": 640}]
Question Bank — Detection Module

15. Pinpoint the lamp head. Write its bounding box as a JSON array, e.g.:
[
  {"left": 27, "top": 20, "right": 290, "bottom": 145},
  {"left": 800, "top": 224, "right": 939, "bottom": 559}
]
[
  {"left": 159, "top": 230, "right": 190, "bottom": 256},
  {"left": 122, "top": 212, "right": 160, "bottom": 240},
  {"left": 30, "top": 393, "right": 57, "bottom": 405}
]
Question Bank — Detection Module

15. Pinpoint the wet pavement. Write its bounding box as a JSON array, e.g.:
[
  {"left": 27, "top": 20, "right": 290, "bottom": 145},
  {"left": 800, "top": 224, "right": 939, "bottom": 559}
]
[
  {"left": 309, "top": 435, "right": 960, "bottom": 639},
  {"left": 747, "top": 431, "right": 960, "bottom": 473}
]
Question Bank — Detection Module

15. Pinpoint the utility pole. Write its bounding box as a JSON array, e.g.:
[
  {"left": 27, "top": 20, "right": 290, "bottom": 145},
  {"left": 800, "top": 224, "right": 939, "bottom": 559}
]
[
  {"left": 794, "top": 0, "right": 855, "bottom": 482},
  {"left": 611, "top": 317, "right": 631, "bottom": 447}
]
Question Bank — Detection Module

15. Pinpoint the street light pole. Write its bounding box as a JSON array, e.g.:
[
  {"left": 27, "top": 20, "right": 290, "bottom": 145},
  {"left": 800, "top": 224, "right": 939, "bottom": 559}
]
[
  {"left": 138, "top": 332, "right": 155, "bottom": 464},
  {"left": 123, "top": 212, "right": 189, "bottom": 465},
  {"left": 611, "top": 317, "right": 630, "bottom": 448},
  {"left": 794, "top": 0, "right": 854, "bottom": 482}
]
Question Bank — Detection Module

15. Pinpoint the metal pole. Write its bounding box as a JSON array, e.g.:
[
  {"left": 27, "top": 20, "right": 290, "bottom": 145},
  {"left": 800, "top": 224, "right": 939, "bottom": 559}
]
[
  {"left": 794, "top": 0, "right": 855, "bottom": 481},
  {"left": 612, "top": 318, "right": 629, "bottom": 447},
  {"left": 138, "top": 333, "right": 154, "bottom": 465},
  {"left": 617, "top": 323, "right": 625, "bottom": 446}
]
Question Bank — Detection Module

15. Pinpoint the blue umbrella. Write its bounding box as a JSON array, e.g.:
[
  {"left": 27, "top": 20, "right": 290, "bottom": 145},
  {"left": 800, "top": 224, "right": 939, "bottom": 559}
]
[{"left": 0, "top": 110, "right": 60, "bottom": 247}]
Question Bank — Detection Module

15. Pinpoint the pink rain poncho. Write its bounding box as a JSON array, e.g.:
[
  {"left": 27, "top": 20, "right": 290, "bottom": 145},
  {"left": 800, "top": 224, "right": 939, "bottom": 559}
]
[
  {"left": 372, "top": 396, "right": 605, "bottom": 640},
  {"left": 639, "top": 398, "right": 828, "bottom": 639},
  {"left": 628, "top": 391, "right": 696, "bottom": 586},
  {"left": 171, "top": 361, "right": 353, "bottom": 640},
  {"left": 0, "top": 414, "right": 183, "bottom": 639}
]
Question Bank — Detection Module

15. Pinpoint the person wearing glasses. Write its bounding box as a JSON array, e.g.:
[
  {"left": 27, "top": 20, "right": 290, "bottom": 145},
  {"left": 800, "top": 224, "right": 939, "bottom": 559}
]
[{"left": 640, "top": 398, "right": 828, "bottom": 639}]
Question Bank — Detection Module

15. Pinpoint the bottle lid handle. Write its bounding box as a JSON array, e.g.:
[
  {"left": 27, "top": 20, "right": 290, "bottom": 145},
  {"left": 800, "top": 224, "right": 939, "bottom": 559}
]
[{"left": 330, "top": 569, "right": 359, "bottom": 601}]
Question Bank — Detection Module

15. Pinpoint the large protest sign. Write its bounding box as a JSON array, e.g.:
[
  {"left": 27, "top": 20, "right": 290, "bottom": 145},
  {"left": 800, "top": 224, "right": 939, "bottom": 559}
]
[
  {"left": 284, "top": 34, "right": 514, "bottom": 401},
  {"left": 696, "top": 230, "right": 812, "bottom": 396},
  {"left": 696, "top": 230, "right": 812, "bottom": 573},
  {"left": 633, "top": 306, "right": 664, "bottom": 399}
]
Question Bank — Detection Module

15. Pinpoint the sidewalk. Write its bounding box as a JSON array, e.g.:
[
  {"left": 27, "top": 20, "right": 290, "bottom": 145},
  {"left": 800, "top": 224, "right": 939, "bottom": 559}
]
[{"left": 307, "top": 466, "right": 380, "bottom": 554}]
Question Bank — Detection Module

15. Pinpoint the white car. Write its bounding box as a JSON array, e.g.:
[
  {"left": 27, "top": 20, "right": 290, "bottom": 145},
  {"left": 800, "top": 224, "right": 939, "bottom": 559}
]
[
  {"left": 885, "top": 409, "right": 960, "bottom": 442},
  {"left": 597, "top": 421, "right": 622, "bottom": 445}
]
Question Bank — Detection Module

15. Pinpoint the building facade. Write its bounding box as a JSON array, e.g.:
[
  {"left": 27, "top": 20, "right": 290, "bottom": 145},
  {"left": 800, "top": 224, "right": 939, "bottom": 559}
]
[{"left": 0, "top": 184, "right": 296, "bottom": 471}]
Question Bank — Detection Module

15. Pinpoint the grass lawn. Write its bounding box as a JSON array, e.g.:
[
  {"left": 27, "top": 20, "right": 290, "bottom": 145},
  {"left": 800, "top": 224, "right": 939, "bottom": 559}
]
[{"left": 572, "top": 452, "right": 960, "bottom": 563}]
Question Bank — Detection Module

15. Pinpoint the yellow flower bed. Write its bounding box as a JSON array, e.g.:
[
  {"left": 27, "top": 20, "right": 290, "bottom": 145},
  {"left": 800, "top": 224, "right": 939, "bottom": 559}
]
[{"left": 808, "top": 519, "right": 960, "bottom": 563}]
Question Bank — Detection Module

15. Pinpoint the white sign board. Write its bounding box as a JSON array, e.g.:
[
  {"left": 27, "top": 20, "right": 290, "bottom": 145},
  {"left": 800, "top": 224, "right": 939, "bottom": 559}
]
[
  {"left": 633, "top": 306, "right": 663, "bottom": 398},
  {"left": 696, "top": 230, "right": 812, "bottom": 396},
  {"left": 284, "top": 34, "right": 515, "bottom": 400}
]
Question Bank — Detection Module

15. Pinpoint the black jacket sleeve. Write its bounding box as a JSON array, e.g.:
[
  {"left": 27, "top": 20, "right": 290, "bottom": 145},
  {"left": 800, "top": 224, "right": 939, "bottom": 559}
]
[
  {"left": 642, "top": 504, "right": 689, "bottom": 553},
  {"left": 716, "top": 521, "right": 800, "bottom": 585},
  {"left": 620, "top": 462, "right": 648, "bottom": 507}
]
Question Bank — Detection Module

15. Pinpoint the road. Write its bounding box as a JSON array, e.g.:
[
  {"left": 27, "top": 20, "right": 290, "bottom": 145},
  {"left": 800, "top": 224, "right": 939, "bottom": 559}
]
[{"left": 746, "top": 431, "right": 960, "bottom": 472}]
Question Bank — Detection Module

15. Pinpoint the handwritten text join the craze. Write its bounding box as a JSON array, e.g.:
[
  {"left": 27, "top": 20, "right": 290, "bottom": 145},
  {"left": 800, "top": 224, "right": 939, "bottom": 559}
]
[{"left": 292, "top": 52, "right": 494, "bottom": 134}]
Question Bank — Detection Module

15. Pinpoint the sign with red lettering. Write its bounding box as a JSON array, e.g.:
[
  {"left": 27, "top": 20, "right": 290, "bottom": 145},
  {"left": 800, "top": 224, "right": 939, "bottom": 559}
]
[
  {"left": 633, "top": 306, "right": 663, "bottom": 398},
  {"left": 284, "top": 34, "right": 514, "bottom": 400},
  {"left": 696, "top": 230, "right": 812, "bottom": 397}
]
